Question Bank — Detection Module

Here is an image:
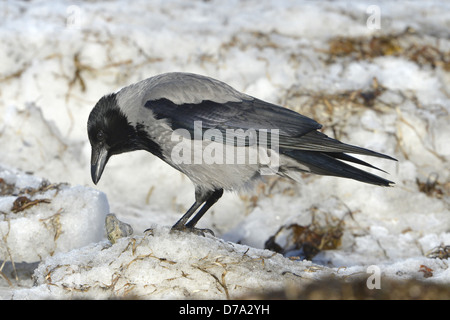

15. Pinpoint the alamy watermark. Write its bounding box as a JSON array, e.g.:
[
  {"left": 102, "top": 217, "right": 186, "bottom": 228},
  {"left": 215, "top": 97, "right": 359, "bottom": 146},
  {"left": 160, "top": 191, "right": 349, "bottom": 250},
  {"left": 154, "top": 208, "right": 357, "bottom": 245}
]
[
  {"left": 170, "top": 121, "right": 280, "bottom": 175},
  {"left": 366, "top": 5, "right": 381, "bottom": 30},
  {"left": 366, "top": 265, "right": 381, "bottom": 289},
  {"left": 66, "top": 5, "right": 83, "bottom": 29}
]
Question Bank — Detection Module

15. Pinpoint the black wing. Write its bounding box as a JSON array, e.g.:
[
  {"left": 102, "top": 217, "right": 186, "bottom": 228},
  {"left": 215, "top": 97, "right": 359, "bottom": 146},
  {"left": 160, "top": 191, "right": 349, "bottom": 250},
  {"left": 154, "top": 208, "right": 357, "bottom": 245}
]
[
  {"left": 145, "top": 97, "right": 321, "bottom": 142},
  {"left": 145, "top": 97, "right": 394, "bottom": 158},
  {"left": 145, "top": 97, "right": 396, "bottom": 185}
]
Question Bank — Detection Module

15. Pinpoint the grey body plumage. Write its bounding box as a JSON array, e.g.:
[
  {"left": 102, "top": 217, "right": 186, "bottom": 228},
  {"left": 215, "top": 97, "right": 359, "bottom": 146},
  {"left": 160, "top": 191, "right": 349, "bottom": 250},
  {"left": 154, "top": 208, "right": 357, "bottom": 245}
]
[{"left": 88, "top": 72, "right": 396, "bottom": 234}]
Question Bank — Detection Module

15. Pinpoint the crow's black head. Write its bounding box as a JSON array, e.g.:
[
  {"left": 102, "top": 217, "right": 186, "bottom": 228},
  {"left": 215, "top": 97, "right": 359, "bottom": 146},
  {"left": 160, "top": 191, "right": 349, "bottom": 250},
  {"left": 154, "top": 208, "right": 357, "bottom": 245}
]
[{"left": 87, "top": 94, "right": 138, "bottom": 184}]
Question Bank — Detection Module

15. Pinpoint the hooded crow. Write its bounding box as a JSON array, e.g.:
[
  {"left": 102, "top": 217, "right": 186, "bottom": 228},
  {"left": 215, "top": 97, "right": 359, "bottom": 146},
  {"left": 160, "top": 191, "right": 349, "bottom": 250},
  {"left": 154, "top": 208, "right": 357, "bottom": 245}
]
[{"left": 88, "top": 72, "right": 396, "bottom": 235}]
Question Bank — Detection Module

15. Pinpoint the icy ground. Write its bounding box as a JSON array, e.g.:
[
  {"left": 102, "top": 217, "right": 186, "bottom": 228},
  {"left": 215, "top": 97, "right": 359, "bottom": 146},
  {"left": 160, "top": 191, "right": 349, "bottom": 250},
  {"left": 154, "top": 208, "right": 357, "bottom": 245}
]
[{"left": 0, "top": 0, "right": 449, "bottom": 299}]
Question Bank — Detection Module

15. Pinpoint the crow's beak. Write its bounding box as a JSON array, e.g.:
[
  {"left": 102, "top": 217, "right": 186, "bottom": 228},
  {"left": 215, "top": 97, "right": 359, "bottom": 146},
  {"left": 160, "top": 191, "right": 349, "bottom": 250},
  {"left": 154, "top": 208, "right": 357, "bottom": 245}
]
[{"left": 91, "top": 146, "right": 109, "bottom": 185}]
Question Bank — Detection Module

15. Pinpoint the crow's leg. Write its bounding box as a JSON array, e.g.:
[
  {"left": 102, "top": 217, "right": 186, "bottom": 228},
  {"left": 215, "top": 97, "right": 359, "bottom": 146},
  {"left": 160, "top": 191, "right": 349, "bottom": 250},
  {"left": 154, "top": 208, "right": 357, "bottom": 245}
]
[
  {"left": 171, "top": 188, "right": 223, "bottom": 236},
  {"left": 185, "top": 189, "right": 223, "bottom": 228},
  {"left": 171, "top": 200, "right": 203, "bottom": 229}
]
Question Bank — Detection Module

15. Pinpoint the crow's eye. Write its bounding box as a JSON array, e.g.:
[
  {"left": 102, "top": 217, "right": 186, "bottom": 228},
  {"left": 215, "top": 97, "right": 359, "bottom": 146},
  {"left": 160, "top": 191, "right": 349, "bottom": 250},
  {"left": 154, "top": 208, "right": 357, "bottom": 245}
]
[{"left": 97, "top": 131, "right": 105, "bottom": 142}]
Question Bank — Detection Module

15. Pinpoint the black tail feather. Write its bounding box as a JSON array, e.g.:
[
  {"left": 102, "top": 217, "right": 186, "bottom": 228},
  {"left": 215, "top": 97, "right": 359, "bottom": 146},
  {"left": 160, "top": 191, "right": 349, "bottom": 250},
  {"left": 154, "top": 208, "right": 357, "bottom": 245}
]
[
  {"left": 282, "top": 150, "right": 395, "bottom": 186},
  {"left": 325, "top": 152, "right": 389, "bottom": 174},
  {"left": 281, "top": 131, "right": 397, "bottom": 162}
]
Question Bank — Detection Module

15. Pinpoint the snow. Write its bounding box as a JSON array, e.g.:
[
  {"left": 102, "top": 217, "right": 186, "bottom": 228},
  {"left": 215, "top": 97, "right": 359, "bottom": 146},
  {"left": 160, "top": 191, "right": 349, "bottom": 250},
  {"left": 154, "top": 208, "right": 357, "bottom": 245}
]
[
  {"left": 0, "top": 0, "right": 449, "bottom": 299},
  {"left": 0, "top": 165, "right": 108, "bottom": 263},
  {"left": 12, "top": 227, "right": 320, "bottom": 299}
]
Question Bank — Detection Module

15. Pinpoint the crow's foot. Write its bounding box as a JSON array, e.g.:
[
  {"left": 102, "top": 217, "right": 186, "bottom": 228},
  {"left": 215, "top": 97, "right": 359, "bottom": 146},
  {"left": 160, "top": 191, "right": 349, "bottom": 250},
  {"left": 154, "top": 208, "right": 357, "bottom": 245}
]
[{"left": 170, "top": 225, "right": 215, "bottom": 237}]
